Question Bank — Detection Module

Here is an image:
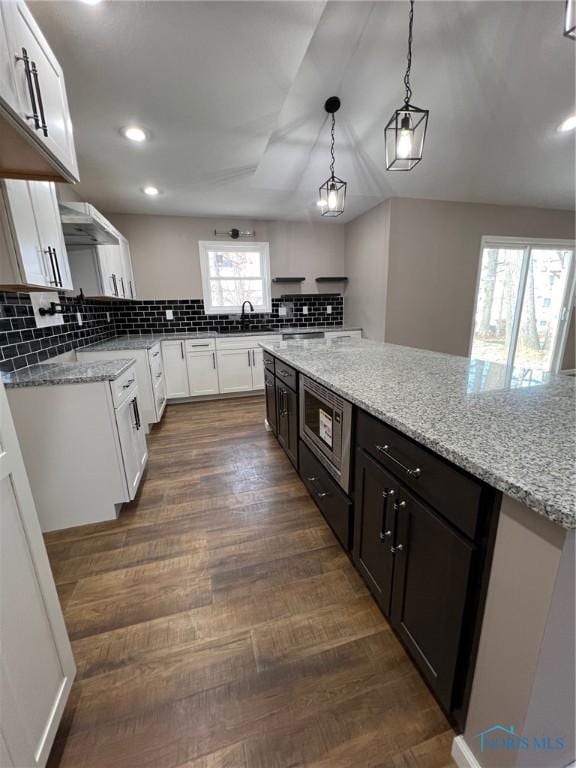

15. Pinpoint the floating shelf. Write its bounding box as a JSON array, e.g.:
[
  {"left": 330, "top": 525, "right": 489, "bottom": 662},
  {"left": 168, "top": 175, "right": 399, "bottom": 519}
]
[
  {"left": 272, "top": 277, "right": 306, "bottom": 283},
  {"left": 315, "top": 276, "right": 348, "bottom": 282}
]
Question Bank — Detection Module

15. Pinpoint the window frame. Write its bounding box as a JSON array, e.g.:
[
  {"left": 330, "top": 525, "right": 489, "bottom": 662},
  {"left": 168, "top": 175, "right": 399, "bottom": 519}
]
[
  {"left": 198, "top": 240, "right": 272, "bottom": 315},
  {"left": 469, "top": 236, "right": 576, "bottom": 376}
]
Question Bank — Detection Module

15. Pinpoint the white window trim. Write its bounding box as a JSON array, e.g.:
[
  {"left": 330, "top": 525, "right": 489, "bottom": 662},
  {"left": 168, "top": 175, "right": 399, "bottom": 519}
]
[
  {"left": 469, "top": 236, "right": 576, "bottom": 374},
  {"left": 198, "top": 240, "right": 272, "bottom": 315}
]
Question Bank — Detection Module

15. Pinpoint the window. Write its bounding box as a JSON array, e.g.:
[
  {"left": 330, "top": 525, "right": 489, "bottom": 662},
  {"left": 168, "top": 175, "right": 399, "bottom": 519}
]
[
  {"left": 198, "top": 241, "right": 271, "bottom": 315},
  {"left": 470, "top": 237, "right": 575, "bottom": 379}
]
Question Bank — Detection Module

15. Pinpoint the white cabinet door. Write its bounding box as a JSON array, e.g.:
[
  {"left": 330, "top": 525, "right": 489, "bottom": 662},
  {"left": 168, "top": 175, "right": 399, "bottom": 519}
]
[
  {"left": 96, "top": 244, "right": 119, "bottom": 298},
  {"left": 119, "top": 237, "right": 135, "bottom": 299},
  {"left": 3, "top": 2, "right": 78, "bottom": 179},
  {"left": 0, "top": 379, "right": 75, "bottom": 767},
  {"left": 154, "top": 374, "right": 166, "bottom": 420},
  {"left": 0, "top": 6, "right": 17, "bottom": 112},
  {"left": 187, "top": 350, "right": 219, "bottom": 396},
  {"left": 115, "top": 394, "right": 142, "bottom": 500},
  {"left": 251, "top": 347, "right": 265, "bottom": 390},
  {"left": 217, "top": 348, "right": 253, "bottom": 393},
  {"left": 162, "top": 341, "right": 190, "bottom": 398},
  {"left": 2, "top": 179, "right": 49, "bottom": 287},
  {"left": 28, "top": 181, "right": 72, "bottom": 290}
]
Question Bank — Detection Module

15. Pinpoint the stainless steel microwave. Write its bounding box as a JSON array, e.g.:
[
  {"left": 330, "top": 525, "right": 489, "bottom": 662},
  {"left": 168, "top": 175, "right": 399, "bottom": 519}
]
[{"left": 299, "top": 375, "right": 352, "bottom": 493}]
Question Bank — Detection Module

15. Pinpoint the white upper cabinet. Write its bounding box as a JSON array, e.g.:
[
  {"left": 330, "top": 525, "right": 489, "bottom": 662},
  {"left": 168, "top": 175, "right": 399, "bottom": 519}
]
[
  {"left": 0, "top": 1, "right": 78, "bottom": 182},
  {"left": 0, "top": 179, "right": 73, "bottom": 290}
]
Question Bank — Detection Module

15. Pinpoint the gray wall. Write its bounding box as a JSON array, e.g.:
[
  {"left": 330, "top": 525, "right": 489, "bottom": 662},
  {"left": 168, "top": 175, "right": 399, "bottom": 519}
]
[
  {"left": 344, "top": 197, "right": 575, "bottom": 361},
  {"left": 105, "top": 213, "right": 345, "bottom": 300},
  {"left": 343, "top": 200, "right": 390, "bottom": 341},
  {"left": 384, "top": 198, "right": 575, "bottom": 357}
]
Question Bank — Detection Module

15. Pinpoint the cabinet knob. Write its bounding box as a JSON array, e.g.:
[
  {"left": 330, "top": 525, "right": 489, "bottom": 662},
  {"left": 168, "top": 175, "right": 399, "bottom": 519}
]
[
  {"left": 390, "top": 544, "right": 404, "bottom": 554},
  {"left": 396, "top": 500, "right": 407, "bottom": 509}
]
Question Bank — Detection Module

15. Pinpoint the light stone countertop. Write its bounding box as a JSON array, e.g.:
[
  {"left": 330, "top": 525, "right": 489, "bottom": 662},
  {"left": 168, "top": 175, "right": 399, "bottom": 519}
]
[
  {"left": 260, "top": 337, "right": 576, "bottom": 529},
  {"left": 2, "top": 359, "right": 135, "bottom": 388},
  {"left": 81, "top": 327, "right": 362, "bottom": 352}
]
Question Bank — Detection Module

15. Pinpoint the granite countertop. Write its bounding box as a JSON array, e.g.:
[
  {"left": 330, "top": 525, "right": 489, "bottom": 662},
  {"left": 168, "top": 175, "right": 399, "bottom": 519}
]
[
  {"left": 82, "top": 327, "right": 362, "bottom": 352},
  {"left": 260, "top": 338, "right": 576, "bottom": 529},
  {"left": 2, "top": 359, "right": 135, "bottom": 388}
]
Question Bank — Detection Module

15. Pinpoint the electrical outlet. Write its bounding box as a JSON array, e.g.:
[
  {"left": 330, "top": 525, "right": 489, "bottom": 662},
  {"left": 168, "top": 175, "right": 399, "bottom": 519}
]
[
  {"left": 106, "top": 312, "right": 111, "bottom": 322},
  {"left": 278, "top": 306, "right": 287, "bottom": 317},
  {"left": 166, "top": 309, "right": 174, "bottom": 320},
  {"left": 76, "top": 312, "right": 83, "bottom": 326},
  {"left": 302, "top": 306, "right": 308, "bottom": 315},
  {"left": 326, "top": 305, "right": 332, "bottom": 314}
]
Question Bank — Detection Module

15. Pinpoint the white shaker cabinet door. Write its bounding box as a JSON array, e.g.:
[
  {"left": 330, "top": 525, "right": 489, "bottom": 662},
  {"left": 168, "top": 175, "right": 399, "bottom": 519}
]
[
  {"left": 187, "top": 350, "right": 219, "bottom": 396},
  {"left": 162, "top": 340, "right": 190, "bottom": 399},
  {"left": 217, "top": 348, "right": 253, "bottom": 393},
  {"left": 0, "top": 379, "right": 75, "bottom": 768},
  {"left": 2, "top": 179, "right": 49, "bottom": 287},
  {"left": 3, "top": 1, "right": 78, "bottom": 179},
  {"left": 250, "top": 347, "right": 265, "bottom": 390},
  {"left": 115, "top": 394, "right": 142, "bottom": 500},
  {"left": 0, "top": 6, "right": 17, "bottom": 112},
  {"left": 29, "top": 181, "right": 72, "bottom": 289}
]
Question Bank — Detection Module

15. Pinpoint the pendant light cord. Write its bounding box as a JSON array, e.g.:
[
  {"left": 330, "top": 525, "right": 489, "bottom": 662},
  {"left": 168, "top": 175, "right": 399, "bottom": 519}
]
[
  {"left": 403, "top": 0, "right": 414, "bottom": 106},
  {"left": 329, "top": 112, "right": 336, "bottom": 179}
]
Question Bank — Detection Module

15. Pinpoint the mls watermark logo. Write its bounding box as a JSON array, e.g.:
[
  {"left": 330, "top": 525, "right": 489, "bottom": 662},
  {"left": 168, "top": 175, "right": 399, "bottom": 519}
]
[{"left": 478, "top": 724, "right": 565, "bottom": 753}]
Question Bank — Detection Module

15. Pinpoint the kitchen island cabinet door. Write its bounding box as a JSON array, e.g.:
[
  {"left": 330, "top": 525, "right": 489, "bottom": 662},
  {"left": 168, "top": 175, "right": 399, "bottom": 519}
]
[
  {"left": 353, "top": 449, "right": 399, "bottom": 616},
  {"left": 276, "top": 379, "right": 298, "bottom": 468},
  {"left": 390, "top": 486, "right": 474, "bottom": 711},
  {"left": 264, "top": 368, "right": 277, "bottom": 434}
]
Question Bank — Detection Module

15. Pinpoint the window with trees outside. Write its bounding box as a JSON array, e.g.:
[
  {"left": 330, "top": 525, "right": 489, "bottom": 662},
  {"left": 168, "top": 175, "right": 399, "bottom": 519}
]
[
  {"left": 198, "top": 241, "right": 271, "bottom": 315},
  {"left": 470, "top": 238, "right": 575, "bottom": 384}
]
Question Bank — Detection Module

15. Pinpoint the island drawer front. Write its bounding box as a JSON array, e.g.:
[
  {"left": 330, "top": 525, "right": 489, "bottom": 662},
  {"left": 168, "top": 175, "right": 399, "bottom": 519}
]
[
  {"left": 357, "top": 410, "right": 482, "bottom": 539},
  {"left": 299, "top": 441, "right": 352, "bottom": 551},
  {"left": 275, "top": 360, "right": 297, "bottom": 391},
  {"left": 263, "top": 350, "right": 275, "bottom": 373}
]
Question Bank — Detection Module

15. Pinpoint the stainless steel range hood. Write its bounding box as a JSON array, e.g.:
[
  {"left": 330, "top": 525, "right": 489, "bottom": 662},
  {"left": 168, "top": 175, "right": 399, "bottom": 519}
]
[{"left": 60, "top": 202, "right": 119, "bottom": 246}]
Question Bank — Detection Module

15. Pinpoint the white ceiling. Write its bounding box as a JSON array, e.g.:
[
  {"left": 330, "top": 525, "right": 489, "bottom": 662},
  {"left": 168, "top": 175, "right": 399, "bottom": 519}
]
[{"left": 31, "top": 0, "right": 576, "bottom": 222}]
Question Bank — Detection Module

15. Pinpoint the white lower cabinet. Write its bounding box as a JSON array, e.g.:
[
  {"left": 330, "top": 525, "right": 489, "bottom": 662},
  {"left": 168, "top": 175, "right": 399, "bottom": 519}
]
[
  {"left": 0, "top": 379, "right": 75, "bottom": 767},
  {"left": 115, "top": 391, "right": 147, "bottom": 498},
  {"left": 162, "top": 335, "right": 281, "bottom": 400},
  {"left": 77, "top": 343, "right": 165, "bottom": 430},
  {"left": 216, "top": 348, "right": 254, "bottom": 393},
  {"left": 187, "top": 350, "right": 219, "bottom": 396},
  {"left": 6, "top": 363, "right": 148, "bottom": 531},
  {"left": 162, "top": 340, "right": 189, "bottom": 398}
]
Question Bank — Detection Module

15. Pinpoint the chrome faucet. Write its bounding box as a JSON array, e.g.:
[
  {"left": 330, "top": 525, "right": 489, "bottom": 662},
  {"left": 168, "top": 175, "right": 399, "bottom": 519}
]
[{"left": 240, "top": 300, "right": 254, "bottom": 330}]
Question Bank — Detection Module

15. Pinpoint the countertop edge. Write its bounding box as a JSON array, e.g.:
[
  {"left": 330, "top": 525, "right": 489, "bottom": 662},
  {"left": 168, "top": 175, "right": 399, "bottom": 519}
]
[{"left": 261, "top": 342, "right": 575, "bottom": 531}]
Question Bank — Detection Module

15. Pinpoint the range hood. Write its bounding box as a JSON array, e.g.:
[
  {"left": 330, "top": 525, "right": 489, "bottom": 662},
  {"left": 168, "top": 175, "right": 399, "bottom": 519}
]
[{"left": 60, "top": 202, "right": 119, "bottom": 247}]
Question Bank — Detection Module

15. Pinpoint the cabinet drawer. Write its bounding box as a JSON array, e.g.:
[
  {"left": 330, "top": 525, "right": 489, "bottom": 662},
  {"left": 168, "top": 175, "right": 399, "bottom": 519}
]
[
  {"left": 185, "top": 338, "right": 215, "bottom": 352},
  {"left": 275, "top": 359, "right": 297, "bottom": 391},
  {"left": 263, "top": 350, "right": 275, "bottom": 373},
  {"left": 110, "top": 364, "right": 137, "bottom": 407},
  {"left": 357, "top": 410, "right": 482, "bottom": 539},
  {"left": 216, "top": 335, "right": 280, "bottom": 350},
  {"left": 299, "top": 441, "right": 352, "bottom": 551}
]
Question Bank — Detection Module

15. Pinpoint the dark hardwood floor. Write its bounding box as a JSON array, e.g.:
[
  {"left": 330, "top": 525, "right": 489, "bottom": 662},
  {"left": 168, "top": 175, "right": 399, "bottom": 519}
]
[{"left": 45, "top": 396, "right": 456, "bottom": 768}]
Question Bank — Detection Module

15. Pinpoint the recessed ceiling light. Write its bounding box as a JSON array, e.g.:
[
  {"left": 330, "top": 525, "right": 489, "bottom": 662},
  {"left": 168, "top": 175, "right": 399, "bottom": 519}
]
[
  {"left": 558, "top": 114, "right": 576, "bottom": 133},
  {"left": 122, "top": 125, "right": 148, "bottom": 143},
  {"left": 142, "top": 186, "right": 160, "bottom": 197},
  {"left": 80, "top": 0, "right": 102, "bottom": 5}
]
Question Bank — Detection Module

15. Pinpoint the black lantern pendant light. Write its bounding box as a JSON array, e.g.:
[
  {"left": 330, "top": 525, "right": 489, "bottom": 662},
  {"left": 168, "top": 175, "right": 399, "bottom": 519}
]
[
  {"left": 565, "top": 0, "right": 576, "bottom": 39},
  {"left": 318, "top": 97, "right": 347, "bottom": 217},
  {"left": 385, "top": 0, "right": 429, "bottom": 171}
]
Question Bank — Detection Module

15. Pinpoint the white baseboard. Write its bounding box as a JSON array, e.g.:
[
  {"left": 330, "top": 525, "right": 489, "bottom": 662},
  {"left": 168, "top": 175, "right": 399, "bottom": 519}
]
[{"left": 451, "top": 736, "right": 482, "bottom": 768}]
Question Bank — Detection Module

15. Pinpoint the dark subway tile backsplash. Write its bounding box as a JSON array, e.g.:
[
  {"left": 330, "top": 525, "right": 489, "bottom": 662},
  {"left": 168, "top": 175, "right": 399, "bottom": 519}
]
[{"left": 0, "top": 292, "right": 343, "bottom": 372}]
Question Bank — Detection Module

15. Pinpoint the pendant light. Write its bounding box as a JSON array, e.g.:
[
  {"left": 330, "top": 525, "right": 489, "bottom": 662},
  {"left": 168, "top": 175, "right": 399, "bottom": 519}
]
[
  {"left": 565, "top": 0, "right": 575, "bottom": 39},
  {"left": 385, "top": 0, "right": 429, "bottom": 171},
  {"left": 318, "top": 97, "right": 347, "bottom": 217}
]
